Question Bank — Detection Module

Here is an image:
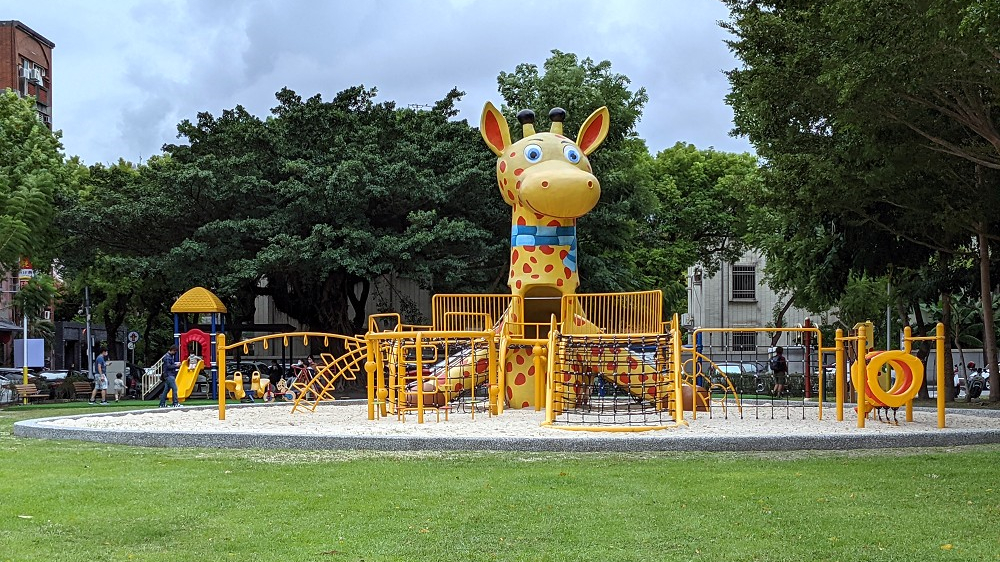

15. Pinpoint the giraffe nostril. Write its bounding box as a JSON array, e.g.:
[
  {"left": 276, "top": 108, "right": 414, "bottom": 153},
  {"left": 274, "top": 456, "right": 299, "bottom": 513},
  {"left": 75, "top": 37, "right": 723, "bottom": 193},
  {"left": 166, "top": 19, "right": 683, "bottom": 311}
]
[
  {"left": 541, "top": 181, "right": 549, "bottom": 188},
  {"left": 587, "top": 180, "right": 593, "bottom": 188}
]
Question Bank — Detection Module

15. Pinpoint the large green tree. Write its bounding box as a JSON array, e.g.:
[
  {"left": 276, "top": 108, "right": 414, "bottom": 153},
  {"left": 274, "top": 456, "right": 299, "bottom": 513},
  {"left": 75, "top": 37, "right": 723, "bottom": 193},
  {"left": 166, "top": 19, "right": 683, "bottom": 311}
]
[
  {"left": 724, "top": 0, "right": 1000, "bottom": 398},
  {"left": 0, "top": 89, "right": 73, "bottom": 269},
  {"left": 494, "top": 50, "right": 657, "bottom": 294}
]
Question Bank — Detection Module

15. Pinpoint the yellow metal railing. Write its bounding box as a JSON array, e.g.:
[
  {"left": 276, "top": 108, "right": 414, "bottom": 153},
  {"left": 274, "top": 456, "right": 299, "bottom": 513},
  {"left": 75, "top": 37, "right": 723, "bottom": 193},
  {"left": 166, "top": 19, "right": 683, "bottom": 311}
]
[
  {"left": 432, "top": 294, "right": 522, "bottom": 333},
  {"left": 560, "top": 290, "right": 663, "bottom": 335},
  {"left": 215, "top": 331, "right": 365, "bottom": 421}
]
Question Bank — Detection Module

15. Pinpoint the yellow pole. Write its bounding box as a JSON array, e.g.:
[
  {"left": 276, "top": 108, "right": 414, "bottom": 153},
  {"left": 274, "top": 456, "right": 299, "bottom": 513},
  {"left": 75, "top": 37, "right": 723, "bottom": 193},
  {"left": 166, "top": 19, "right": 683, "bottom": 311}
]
[
  {"left": 903, "top": 327, "right": 914, "bottom": 422},
  {"left": 673, "top": 315, "right": 684, "bottom": 424},
  {"left": 365, "top": 340, "right": 376, "bottom": 421},
  {"left": 856, "top": 325, "right": 866, "bottom": 429},
  {"left": 533, "top": 344, "right": 544, "bottom": 411},
  {"left": 835, "top": 329, "right": 844, "bottom": 422},
  {"left": 936, "top": 322, "right": 946, "bottom": 429},
  {"left": 415, "top": 333, "right": 424, "bottom": 424},
  {"left": 217, "top": 334, "right": 226, "bottom": 421}
]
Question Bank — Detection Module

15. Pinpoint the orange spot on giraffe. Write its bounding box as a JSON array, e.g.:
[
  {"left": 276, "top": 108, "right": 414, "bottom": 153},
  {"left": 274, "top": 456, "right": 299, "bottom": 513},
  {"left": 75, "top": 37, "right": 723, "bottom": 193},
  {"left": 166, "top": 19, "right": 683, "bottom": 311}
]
[
  {"left": 515, "top": 279, "right": 522, "bottom": 289},
  {"left": 512, "top": 249, "right": 519, "bottom": 263},
  {"left": 557, "top": 279, "right": 564, "bottom": 286},
  {"left": 529, "top": 256, "right": 537, "bottom": 263},
  {"left": 559, "top": 250, "right": 569, "bottom": 260},
  {"left": 524, "top": 245, "right": 535, "bottom": 252},
  {"left": 547, "top": 220, "right": 561, "bottom": 226},
  {"left": 499, "top": 160, "right": 507, "bottom": 173},
  {"left": 564, "top": 267, "right": 573, "bottom": 279},
  {"left": 514, "top": 373, "right": 526, "bottom": 385},
  {"left": 506, "top": 189, "right": 514, "bottom": 200},
  {"left": 517, "top": 216, "right": 526, "bottom": 226},
  {"left": 522, "top": 263, "right": 532, "bottom": 274},
  {"left": 514, "top": 168, "right": 524, "bottom": 176},
  {"left": 515, "top": 354, "right": 525, "bottom": 365},
  {"left": 544, "top": 265, "right": 554, "bottom": 273},
  {"left": 530, "top": 274, "right": 539, "bottom": 279},
  {"left": 521, "top": 401, "right": 530, "bottom": 408},
  {"left": 539, "top": 246, "right": 554, "bottom": 255}
]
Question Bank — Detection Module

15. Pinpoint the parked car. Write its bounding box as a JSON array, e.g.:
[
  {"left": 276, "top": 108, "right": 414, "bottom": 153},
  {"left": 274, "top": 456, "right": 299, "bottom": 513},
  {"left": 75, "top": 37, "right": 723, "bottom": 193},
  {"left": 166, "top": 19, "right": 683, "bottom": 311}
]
[{"left": 707, "top": 361, "right": 768, "bottom": 394}]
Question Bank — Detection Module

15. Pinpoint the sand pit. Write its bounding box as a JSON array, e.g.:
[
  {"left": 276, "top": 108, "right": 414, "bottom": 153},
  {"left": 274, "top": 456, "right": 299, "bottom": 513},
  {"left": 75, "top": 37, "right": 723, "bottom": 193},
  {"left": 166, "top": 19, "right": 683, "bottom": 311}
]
[{"left": 14, "top": 400, "right": 1000, "bottom": 452}]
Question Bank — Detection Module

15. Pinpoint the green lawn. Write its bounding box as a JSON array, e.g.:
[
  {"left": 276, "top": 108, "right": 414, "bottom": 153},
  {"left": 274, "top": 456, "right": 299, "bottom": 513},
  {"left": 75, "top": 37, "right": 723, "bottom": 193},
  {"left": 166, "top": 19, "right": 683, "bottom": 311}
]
[{"left": 1, "top": 404, "right": 998, "bottom": 561}]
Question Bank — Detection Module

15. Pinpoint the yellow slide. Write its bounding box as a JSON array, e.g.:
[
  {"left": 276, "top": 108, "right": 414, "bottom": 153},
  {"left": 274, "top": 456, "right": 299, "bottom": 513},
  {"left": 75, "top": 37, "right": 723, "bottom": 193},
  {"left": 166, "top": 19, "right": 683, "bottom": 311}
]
[{"left": 175, "top": 360, "right": 204, "bottom": 403}]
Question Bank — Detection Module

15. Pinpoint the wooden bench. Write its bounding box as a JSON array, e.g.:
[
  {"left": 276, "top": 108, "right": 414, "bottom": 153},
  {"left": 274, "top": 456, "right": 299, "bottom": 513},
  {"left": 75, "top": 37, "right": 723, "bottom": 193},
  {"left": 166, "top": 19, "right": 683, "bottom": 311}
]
[
  {"left": 72, "top": 381, "right": 93, "bottom": 399},
  {"left": 14, "top": 384, "right": 48, "bottom": 403}
]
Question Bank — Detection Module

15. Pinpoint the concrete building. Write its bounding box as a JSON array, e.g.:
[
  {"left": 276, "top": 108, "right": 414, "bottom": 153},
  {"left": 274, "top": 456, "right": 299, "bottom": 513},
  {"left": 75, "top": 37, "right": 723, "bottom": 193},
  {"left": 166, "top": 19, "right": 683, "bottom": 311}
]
[
  {"left": 687, "top": 250, "right": 829, "bottom": 350},
  {"left": 0, "top": 20, "right": 54, "bottom": 127}
]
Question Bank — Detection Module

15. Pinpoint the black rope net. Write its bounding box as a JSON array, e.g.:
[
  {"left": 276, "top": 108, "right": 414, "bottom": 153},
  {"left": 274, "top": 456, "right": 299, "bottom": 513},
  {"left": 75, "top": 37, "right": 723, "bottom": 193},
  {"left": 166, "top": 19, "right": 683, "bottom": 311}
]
[{"left": 549, "top": 334, "right": 676, "bottom": 428}]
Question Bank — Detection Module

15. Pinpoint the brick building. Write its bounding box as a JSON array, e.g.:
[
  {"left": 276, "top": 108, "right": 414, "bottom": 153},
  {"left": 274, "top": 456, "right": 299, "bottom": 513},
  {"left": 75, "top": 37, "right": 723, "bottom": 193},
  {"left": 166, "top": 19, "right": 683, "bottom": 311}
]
[
  {"left": 0, "top": 21, "right": 55, "bottom": 365},
  {"left": 0, "top": 20, "right": 54, "bottom": 127}
]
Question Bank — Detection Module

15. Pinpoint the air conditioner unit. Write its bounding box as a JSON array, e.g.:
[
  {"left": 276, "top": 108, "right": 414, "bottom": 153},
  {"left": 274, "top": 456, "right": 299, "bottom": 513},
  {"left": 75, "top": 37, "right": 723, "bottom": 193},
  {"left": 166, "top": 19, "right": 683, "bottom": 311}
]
[{"left": 32, "top": 69, "right": 45, "bottom": 83}]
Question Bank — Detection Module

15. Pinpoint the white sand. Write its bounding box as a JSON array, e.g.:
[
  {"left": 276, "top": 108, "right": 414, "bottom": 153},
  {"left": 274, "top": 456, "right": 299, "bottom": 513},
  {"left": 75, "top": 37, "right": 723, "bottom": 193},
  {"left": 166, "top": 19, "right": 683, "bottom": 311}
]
[{"left": 37, "top": 401, "right": 1000, "bottom": 439}]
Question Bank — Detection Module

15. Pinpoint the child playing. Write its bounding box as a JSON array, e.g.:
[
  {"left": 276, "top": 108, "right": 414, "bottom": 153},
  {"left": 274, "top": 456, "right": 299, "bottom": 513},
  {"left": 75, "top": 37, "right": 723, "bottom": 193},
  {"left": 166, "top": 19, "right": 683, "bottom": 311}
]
[{"left": 113, "top": 373, "right": 126, "bottom": 402}]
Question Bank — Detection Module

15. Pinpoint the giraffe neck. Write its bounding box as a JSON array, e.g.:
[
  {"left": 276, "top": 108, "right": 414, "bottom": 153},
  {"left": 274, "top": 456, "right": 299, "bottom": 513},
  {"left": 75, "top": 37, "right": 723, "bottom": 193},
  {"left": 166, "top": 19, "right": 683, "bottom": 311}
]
[{"left": 508, "top": 212, "right": 579, "bottom": 295}]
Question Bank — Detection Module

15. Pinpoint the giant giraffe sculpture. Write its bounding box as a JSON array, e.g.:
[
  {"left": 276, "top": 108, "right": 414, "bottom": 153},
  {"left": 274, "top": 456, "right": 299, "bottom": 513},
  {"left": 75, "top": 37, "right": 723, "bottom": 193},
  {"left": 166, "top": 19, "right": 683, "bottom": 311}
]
[{"left": 479, "top": 102, "right": 611, "bottom": 408}]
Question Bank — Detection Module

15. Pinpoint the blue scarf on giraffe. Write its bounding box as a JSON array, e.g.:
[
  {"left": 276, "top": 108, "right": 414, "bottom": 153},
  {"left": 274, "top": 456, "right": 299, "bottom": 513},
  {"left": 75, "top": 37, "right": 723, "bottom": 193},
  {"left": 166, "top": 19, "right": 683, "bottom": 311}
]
[{"left": 510, "top": 225, "right": 577, "bottom": 272}]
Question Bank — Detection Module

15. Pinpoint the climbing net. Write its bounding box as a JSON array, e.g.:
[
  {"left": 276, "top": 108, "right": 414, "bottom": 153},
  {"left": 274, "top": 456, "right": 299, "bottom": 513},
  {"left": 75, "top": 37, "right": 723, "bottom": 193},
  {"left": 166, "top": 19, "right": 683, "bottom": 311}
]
[{"left": 548, "top": 333, "right": 676, "bottom": 429}]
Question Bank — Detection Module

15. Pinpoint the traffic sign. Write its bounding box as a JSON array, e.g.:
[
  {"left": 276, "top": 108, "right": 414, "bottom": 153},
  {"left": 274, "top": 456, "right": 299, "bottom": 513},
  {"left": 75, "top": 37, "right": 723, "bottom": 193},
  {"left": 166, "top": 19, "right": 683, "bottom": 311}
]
[
  {"left": 127, "top": 331, "right": 140, "bottom": 343},
  {"left": 127, "top": 342, "right": 135, "bottom": 350}
]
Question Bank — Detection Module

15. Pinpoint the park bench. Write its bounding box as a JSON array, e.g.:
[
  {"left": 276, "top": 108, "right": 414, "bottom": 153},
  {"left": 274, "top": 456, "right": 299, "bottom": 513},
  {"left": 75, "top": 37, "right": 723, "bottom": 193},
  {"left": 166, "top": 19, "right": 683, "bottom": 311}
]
[
  {"left": 72, "top": 381, "right": 93, "bottom": 400},
  {"left": 14, "top": 384, "right": 48, "bottom": 403}
]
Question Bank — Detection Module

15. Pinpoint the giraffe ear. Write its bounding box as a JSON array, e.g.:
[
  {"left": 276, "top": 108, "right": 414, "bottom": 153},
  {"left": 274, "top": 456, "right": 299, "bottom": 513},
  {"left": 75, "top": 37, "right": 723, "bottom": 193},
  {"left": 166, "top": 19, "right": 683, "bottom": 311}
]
[
  {"left": 576, "top": 106, "right": 610, "bottom": 155},
  {"left": 480, "top": 102, "right": 511, "bottom": 156}
]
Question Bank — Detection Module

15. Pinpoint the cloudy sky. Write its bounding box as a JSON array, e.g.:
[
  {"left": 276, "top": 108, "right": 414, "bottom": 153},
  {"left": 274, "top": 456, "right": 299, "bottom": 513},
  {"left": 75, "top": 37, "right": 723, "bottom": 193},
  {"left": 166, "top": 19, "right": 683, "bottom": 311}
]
[{"left": 10, "top": 0, "right": 753, "bottom": 165}]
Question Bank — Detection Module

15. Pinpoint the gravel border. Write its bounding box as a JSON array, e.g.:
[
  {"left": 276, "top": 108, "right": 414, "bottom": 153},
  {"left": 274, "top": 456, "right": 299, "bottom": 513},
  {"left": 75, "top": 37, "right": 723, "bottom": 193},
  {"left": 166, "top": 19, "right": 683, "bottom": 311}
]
[{"left": 13, "top": 400, "right": 1000, "bottom": 452}]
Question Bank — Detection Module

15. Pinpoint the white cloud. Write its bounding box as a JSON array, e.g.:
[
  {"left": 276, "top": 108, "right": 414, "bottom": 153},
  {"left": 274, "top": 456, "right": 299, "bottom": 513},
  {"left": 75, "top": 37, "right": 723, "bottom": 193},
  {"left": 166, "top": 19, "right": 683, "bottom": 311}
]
[{"left": 9, "top": 0, "right": 753, "bottom": 164}]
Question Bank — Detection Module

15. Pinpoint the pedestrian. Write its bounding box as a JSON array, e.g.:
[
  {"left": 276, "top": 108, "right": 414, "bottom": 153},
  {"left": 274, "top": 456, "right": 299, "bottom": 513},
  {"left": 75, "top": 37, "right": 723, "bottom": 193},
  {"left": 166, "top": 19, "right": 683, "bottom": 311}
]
[
  {"left": 113, "top": 373, "right": 126, "bottom": 402},
  {"left": 159, "top": 344, "right": 182, "bottom": 408},
  {"left": 770, "top": 346, "right": 789, "bottom": 397},
  {"left": 89, "top": 349, "right": 110, "bottom": 405}
]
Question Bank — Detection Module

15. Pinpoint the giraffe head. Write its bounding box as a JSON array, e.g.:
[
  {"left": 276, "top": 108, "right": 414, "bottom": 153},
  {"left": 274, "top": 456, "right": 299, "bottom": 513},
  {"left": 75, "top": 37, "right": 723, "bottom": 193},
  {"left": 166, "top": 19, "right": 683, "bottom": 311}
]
[{"left": 480, "top": 102, "right": 610, "bottom": 219}]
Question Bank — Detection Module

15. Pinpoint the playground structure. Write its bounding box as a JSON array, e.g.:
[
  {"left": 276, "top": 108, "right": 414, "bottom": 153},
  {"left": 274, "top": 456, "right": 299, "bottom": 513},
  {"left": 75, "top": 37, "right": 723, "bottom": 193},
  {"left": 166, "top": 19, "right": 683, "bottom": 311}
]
[{"left": 206, "top": 101, "right": 950, "bottom": 431}]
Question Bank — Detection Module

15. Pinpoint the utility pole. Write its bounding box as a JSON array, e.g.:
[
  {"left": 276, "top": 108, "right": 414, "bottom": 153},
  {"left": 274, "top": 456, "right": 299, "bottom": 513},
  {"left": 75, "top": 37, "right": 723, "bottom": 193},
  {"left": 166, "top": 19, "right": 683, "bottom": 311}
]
[{"left": 85, "top": 286, "right": 93, "bottom": 377}]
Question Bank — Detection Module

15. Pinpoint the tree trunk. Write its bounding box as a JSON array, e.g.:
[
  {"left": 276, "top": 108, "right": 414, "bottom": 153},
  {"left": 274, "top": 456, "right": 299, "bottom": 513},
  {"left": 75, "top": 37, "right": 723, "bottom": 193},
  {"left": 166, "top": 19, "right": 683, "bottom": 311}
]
[
  {"left": 976, "top": 226, "right": 999, "bottom": 402},
  {"left": 347, "top": 276, "right": 371, "bottom": 336},
  {"left": 941, "top": 292, "right": 955, "bottom": 401},
  {"left": 770, "top": 294, "right": 796, "bottom": 346}
]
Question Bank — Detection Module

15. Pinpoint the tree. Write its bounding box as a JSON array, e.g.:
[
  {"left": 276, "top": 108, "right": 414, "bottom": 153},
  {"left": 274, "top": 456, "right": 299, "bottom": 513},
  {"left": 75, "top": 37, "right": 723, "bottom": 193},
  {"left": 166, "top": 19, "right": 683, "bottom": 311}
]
[
  {"left": 495, "top": 50, "right": 657, "bottom": 294},
  {"left": 638, "top": 143, "right": 759, "bottom": 310},
  {"left": 724, "top": 0, "right": 1000, "bottom": 398},
  {"left": 0, "top": 89, "right": 73, "bottom": 269}
]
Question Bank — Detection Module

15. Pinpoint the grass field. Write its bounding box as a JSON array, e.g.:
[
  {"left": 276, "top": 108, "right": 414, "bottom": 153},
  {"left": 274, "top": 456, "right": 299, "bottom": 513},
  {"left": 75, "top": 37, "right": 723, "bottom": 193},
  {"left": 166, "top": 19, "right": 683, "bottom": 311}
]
[{"left": 1, "top": 402, "right": 998, "bottom": 561}]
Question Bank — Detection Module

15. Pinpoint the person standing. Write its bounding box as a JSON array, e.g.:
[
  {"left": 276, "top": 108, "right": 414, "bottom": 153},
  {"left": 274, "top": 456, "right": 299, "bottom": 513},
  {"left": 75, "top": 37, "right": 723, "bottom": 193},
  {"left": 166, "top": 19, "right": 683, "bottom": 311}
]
[
  {"left": 113, "top": 373, "right": 126, "bottom": 402},
  {"left": 159, "top": 345, "right": 182, "bottom": 408},
  {"left": 770, "top": 346, "right": 789, "bottom": 397},
  {"left": 89, "top": 349, "right": 110, "bottom": 405}
]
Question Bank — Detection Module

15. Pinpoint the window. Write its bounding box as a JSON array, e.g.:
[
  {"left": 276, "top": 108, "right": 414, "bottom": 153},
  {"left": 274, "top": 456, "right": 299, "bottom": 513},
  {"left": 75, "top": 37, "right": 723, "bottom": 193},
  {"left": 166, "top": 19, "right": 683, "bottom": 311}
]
[
  {"left": 731, "top": 265, "right": 756, "bottom": 300},
  {"left": 732, "top": 330, "right": 757, "bottom": 351}
]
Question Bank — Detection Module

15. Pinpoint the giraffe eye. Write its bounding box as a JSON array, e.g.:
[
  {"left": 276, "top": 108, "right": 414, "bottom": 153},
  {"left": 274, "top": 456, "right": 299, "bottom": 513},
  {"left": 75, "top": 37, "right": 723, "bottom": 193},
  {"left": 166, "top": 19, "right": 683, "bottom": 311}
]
[
  {"left": 563, "top": 146, "right": 582, "bottom": 164},
  {"left": 524, "top": 144, "right": 543, "bottom": 163}
]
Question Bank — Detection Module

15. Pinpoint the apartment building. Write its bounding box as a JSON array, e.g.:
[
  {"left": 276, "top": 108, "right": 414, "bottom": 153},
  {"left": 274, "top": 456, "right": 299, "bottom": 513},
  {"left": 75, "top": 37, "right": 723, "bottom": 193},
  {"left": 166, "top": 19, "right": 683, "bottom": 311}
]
[{"left": 0, "top": 20, "right": 54, "bottom": 127}]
